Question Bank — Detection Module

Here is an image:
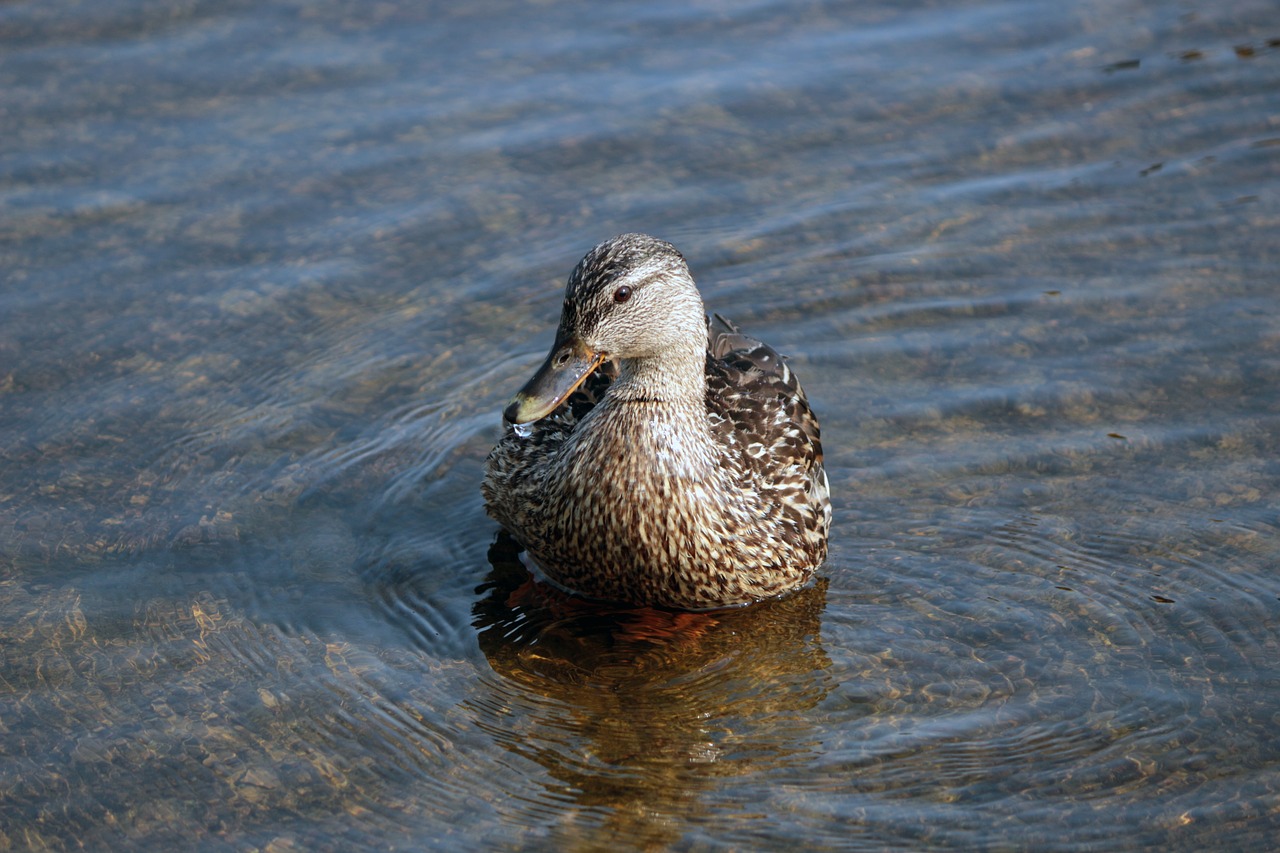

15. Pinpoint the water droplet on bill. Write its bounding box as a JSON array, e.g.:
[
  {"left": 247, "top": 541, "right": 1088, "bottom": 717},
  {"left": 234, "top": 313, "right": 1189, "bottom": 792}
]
[{"left": 512, "top": 421, "right": 534, "bottom": 439}]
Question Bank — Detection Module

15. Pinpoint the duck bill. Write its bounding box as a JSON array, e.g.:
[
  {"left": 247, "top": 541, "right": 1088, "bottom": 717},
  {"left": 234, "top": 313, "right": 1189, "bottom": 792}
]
[{"left": 504, "top": 339, "right": 606, "bottom": 425}]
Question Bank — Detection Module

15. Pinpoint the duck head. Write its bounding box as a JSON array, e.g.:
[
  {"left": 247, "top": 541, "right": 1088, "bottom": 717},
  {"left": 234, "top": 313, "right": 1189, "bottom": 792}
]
[{"left": 504, "top": 233, "right": 706, "bottom": 425}]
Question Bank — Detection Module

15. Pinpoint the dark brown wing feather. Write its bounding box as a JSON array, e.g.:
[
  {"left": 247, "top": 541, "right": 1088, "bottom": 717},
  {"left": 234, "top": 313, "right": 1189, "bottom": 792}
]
[
  {"left": 706, "top": 313, "right": 824, "bottom": 466},
  {"left": 705, "top": 313, "right": 828, "bottom": 545}
]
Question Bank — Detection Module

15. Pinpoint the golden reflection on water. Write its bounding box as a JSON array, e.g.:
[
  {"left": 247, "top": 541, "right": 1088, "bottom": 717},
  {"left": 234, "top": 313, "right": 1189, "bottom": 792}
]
[{"left": 471, "top": 534, "right": 833, "bottom": 847}]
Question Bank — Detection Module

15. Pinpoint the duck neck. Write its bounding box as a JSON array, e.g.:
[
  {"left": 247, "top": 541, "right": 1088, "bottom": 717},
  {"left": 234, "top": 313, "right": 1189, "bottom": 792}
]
[
  {"left": 600, "top": 346, "right": 715, "bottom": 480},
  {"left": 609, "top": 342, "right": 706, "bottom": 410}
]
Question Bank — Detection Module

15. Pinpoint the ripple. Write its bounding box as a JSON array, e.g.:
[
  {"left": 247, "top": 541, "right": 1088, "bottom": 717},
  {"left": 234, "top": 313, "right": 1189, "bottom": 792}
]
[
  {"left": 801, "top": 464, "right": 1280, "bottom": 848},
  {"left": 4, "top": 0, "right": 1280, "bottom": 847}
]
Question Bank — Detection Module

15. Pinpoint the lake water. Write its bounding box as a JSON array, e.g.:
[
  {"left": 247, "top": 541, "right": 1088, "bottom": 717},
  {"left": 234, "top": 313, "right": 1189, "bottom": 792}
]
[{"left": 3, "top": 0, "right": 1279, "bottom": 848}]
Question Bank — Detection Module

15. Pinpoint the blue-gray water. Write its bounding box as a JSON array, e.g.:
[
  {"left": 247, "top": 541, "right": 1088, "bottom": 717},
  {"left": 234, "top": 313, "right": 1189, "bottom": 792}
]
[{"left": 3, "top": 0, "right": 1279, "bottom": 849}]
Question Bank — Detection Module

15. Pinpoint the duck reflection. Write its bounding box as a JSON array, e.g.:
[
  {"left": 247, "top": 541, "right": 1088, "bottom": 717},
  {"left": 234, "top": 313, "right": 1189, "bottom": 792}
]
[{"left": 470, "top": 533, "right": 832, "bottom": 846}]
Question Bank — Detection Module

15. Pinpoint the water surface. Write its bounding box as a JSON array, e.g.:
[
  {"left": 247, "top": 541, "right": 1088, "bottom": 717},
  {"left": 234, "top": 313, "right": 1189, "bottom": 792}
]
[{"left": 3, "top": 0, "right": 1280, "bottom": 849}]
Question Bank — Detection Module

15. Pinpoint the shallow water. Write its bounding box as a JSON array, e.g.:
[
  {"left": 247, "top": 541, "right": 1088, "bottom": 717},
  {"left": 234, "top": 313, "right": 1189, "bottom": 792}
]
[{"left": 3, "top": 0, "right": 1280, "bottom": 848}]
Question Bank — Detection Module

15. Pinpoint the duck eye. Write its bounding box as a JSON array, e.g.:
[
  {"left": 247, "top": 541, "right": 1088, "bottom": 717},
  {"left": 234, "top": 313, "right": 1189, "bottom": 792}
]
[{"left": 613, "top": 285, "right": 632, "bottom": 303}]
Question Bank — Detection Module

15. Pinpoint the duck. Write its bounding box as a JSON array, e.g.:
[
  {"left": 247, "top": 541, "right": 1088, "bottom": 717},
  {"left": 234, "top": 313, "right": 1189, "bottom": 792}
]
[{"left": 481, "top": 233, "right": 830, "bottom": 610}]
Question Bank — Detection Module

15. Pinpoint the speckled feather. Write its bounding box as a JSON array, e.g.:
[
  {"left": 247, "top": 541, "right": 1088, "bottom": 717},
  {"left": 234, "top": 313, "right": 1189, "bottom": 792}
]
[{"left": 482, "top": 234, "right": 830, "bottom": 610}]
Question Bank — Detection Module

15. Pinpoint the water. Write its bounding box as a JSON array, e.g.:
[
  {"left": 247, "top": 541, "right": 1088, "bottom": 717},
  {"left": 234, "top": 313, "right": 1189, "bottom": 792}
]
[{"left": 3, "top": 0, "right": 1279, "bottom": 848}]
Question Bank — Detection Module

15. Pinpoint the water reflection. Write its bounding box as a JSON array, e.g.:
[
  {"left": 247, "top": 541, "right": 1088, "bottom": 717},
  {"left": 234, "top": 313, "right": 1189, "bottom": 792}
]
[{"left": 470, "top": 533, "right": 832, "bottom": 846}]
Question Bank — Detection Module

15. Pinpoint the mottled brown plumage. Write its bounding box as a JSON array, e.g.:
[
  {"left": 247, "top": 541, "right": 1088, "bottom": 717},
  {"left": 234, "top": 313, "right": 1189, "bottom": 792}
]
[{"left": 482, "top": 233, "right": 830, "bottom": 610}]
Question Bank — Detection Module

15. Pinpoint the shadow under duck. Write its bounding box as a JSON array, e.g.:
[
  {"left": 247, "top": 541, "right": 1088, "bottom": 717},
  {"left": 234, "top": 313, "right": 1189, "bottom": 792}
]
[{"left": 482, "top": 233, "right": 830, "bottom": 610}]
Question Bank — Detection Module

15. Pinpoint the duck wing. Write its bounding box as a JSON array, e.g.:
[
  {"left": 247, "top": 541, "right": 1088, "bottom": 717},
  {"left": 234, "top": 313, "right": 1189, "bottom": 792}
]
[{"left": 705, "top": 313, "right": 829, "bottom": 538}]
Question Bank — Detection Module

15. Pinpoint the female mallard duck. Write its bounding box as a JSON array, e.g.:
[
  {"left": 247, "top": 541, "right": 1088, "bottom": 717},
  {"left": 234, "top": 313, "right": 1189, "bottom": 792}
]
[{"left": 482, "top": 233, "right": 830, "bottom": 610}]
